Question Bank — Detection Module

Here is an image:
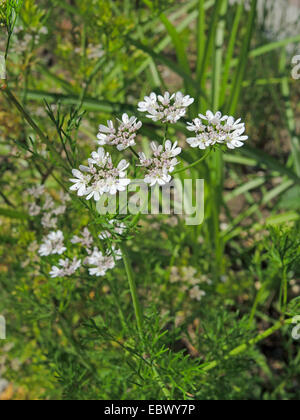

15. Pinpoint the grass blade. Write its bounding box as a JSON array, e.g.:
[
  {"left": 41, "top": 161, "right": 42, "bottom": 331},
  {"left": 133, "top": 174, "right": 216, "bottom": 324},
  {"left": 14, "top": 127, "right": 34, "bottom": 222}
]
[{"left": 227, "top": 0, "right": 257, "bottom": 114}]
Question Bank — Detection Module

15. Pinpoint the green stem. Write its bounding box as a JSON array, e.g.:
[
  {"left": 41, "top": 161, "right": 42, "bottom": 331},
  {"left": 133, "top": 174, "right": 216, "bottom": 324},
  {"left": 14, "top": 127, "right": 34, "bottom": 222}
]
[
  {"left": 201, "top": 318, "right": 293, "bottom": 373},
  {"left": 120, "top": 243, "right": 143, "bottom": 338},
  {"left": 120, "top": 242, "right": 171, "bottom": 399},
  {"left": 163, "top": 123, "right": 169, "bottom": 147},
  {"left": 173, "top": 149, "right": 211, "bottom": 175},
  {"left": 129, "top": 146, "right": 140, "bottom": 159},
  {"left": 282, "top": 266, "right": 288, "bottom": 314},
  {"left": 5, "top": 32, "right": 12, "bottom": 60},
  {"left": 106, "top": 272, "right": 127, "bottom": 331}
]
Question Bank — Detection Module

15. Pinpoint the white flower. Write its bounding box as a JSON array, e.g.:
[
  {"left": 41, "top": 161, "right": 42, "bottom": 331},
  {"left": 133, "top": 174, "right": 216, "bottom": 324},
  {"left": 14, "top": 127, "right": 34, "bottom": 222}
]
[
  {"left": 87, "top": 43, "right": 104, "bottom": 60},
  {"left": 71, "top": 227, "right": 94, "bottom": 252},
  {"left": 198, "top": 110, "right": 228, "bottom": 125},
  {"left": 110, "top": 245, "right": 123, "bottom": 261},
  {"left": 27, "top": 185, "right": 45, "bottom": 198},
  {"left": 50, "top": 257, "right": 81, "bottom": 278},
  {"left": 38, "top": 230, "right": 66, "bottom": 257},
  {"left": 28, "top": 203, "right": 41, "bottom": 216},
  {"left": 52, "top": 205, "right": 67, "bottom": 216},
  {"left": 224, "top": 127, "right": 248, "bottom": 149},
  {"left": 70, "top": 148, "right": 131, "bottom": 202},
  {"left": 138, "top": 91, "right": 194, "bottom": 124},
  {"left": 88, "top": 147, "right": 110, "bottom": 166},
  {"left": 186, "top": 111, "right": 248, "bottom": 150},
  {"left": 187, "top": 132, "right": 210, "bottom": 150},
  {"left": 97, "top": 113, "right": 142, "bottom": 151},
  {"left": 85, "top": 247, "right": 117, "bottom": 277},
  {"left": 189, "top": 286, "right": 206, "bottom": 301},
  {"left": 41, "top": 212, "right": 58, "bottom": 229},
  {"left": 187, "top": 118, "right": 206, "bottom": 133},
  {"left": 49, "top": 265, "right": 64, "bottom": 278},
  {"left": 138, "top": 140, "right": 181, "bottom": 186},
  {"left": 43, "top": 194, "right": 55, "bottom": 211},
  {"left": 163, "top": 140, "right": 182, "bottom": 159},
  {"left": 69, "top": 168, "right": 91, "bottom": 197},
  {"left": 59, "top": 191, "right": 71, "bottom": 204}
]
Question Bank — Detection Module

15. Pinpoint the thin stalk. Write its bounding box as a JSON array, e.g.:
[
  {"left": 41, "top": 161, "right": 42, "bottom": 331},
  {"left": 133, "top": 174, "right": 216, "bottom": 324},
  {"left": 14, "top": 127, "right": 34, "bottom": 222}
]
[
  {"left": 196, "top": 0, "right": 205, "bottom": 81},
  {"left": 120, "top": 243, "right": 143, "bottom": 338},
  {"left": 106, "top": 272, "right": 127, "bottom": 331},
  {"left": 212, "top": 0, "right": 228, "bottom": 111},
  {"left": 227, "top": 0, "right": 257, "bottom": 114},
  {"left": 209, "top": 149, "right": 224, "bottom": 280},
  {"left": 279, "top": 50, "right": 300, "bottom": 177},
  {"left": 129, "top": 146, "right": 140, "bottom": 159},
  {"left": 163, "top": 123, "right": 169, "bottom": 147},
  {"left": 281, "top": 266, "right": 288, "bottom": 314},
  {"left": 201, "top": 317, "right": 294, "bottom": 373},
  {"left": 173, "top": 149, "right": 211, "bottom": 175},
  {"left": 210, "top": 1, "right": 228, "bottom": 280},
  {"left": 219, "top": 1, "right": 244, "bottom": 106},
  {"left": 198, "top": 0, "right": 223, "bottom": 110},
  {"left": 5, "top": 32, "right": 12, "bottom": 59},
  {"left": 120, "top": 243, "right": 171, "bottom": 399}
]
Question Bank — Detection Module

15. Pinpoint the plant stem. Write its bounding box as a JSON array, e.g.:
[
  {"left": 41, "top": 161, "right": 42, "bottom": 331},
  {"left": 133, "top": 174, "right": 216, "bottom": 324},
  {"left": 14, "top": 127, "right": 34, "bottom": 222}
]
[
  {"left": 201, "top": 317, "right": 293, "bottom": 373},
  {"left": 129, "top": 146, "right": 140, "bottom": 159},
  {"left": 120, "top": 243, "right": 143, "bottom": 339},
  {"left": 282, "top": 266, "right": 288, "bottom": 314},
  {"left": 163, "top": 123, "right": 168, "bottom": 147},
  {"left": 173, "top": 149, "right": 211, "bottom": 175},
  {"left": 120, "top": 243, "right": 171, "bottom": 399}
]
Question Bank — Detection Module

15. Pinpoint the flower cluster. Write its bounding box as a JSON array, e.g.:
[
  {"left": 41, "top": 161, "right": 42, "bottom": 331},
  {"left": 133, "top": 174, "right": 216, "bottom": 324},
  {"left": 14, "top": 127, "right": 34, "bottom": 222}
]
[
  {"left": 97, "top": 114, "right": 142, "bottom": 151},
  {"left": 70, "top": 92, "right": 248, "bottom": 199},
  {"left": 50, "top": 257, "right": 82, "bottom": 279},
  {"left": 71, "top": 227, "right": 94, "bottom": 253},
  {"left": 12, "top": 26, "right": 48, "bottom": 55},
  {"left": 170, "top": 266, "right": 209, "bottom": 302},
  {"left": 187, "top": 111, "right": 248, "bottom": 150},
  {"left": 138, "top": 140, "right": 181, "bottom": 186},
  {"left": 75, "top": 43, "right": 104, "bottom": 60},
  {"left": 189, "top": 286, "right": 206, "bottom": 301},
  {"left": 26, "top": 186, "right": 70, "bottom": 229},
  {"left": 70, "top": 147, "right": 130, "bottom": 201},
  {"left": 26, "top": 186, "right": 123, "bottom": 280},
  {"left": 85, "top": 246, "right": 122, "bottom": 277},
  {"left": 38, "top": 230, "right": 66, "bottom": 257},
  {"left": 138, "top": 92, "right": 194, "bottom": 123}
]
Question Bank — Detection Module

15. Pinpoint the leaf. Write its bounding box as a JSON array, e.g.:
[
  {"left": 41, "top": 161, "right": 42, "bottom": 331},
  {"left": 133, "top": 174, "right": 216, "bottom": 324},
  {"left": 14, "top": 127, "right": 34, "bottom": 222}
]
[
  {"left": 266, "top": 212, "right": 299, "bottom": 225},
  {"left": 278, "top": 186, "right": 300, "bottom": 210},
  {"left": 241, "top": 145, "right": 300, "bottom": 186},
  {"left": 128, "top": 37, "right": 206, "bottom": 98},
  {"left": 227, "top": 0, "right": 257, "bottom": 114},
  {"left": 0, "top": 207, "right": 28, "bottom": 219}
]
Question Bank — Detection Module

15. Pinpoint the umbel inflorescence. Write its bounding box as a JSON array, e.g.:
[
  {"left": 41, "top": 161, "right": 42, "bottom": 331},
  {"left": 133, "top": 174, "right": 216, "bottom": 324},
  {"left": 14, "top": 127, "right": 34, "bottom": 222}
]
[
  {"left": 70, "top": 91, "right": 248, "bottom": 201},
  {"left": 27, "top": 92, "right": 248, "bottom": 281},
  {"left": 26, "top": 186, "right": 124, "bottom": 279}
]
